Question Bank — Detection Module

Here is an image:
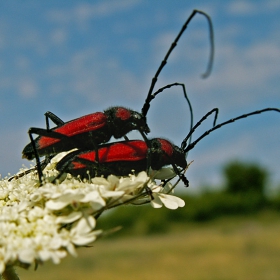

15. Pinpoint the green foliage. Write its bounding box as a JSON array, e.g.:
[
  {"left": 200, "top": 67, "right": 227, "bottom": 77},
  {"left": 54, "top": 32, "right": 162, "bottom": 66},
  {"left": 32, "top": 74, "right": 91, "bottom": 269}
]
[
  {"left": 268, "top": 192, "right": 280, "bottom": 210},
  {"left": 223, "top": 161, "right": 268, "bottom": 197},
  {"left": 97, "top": 191, "right": 268, "bottom": 237},
  {"left": 97, "top": 161, "right": 274, "bottom": 238}
]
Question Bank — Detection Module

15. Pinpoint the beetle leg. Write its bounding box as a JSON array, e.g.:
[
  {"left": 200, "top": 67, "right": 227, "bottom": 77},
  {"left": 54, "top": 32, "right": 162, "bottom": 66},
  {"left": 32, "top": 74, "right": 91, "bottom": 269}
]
[
  {"left": 27, "top": 127, "right": 69, "bottom": 184},
  {"left": 44, "top": 111, "right": 65, "bottom": 129},
  {"left": 171, "top": 163, "right": 189, "bottom": 187}
]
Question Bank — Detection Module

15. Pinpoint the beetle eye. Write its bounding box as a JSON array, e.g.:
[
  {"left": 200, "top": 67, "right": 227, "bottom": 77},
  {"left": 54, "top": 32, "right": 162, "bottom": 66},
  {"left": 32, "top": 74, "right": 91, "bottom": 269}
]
[{"left": 133, "top": 112, "right": 142, "bottom": 120}]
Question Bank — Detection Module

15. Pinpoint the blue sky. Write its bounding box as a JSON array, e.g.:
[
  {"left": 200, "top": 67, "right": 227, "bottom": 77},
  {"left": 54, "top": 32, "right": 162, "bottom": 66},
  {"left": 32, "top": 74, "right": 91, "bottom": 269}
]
[{"left": 0, "top": 0, "right": 279, "bottom": 192}]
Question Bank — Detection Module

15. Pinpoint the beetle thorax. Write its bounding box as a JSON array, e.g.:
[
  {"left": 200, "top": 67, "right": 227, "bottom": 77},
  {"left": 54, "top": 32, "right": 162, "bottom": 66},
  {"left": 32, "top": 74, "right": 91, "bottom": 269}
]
[{"left": 105, "top": 107, "right": 149, "bottom": 138}]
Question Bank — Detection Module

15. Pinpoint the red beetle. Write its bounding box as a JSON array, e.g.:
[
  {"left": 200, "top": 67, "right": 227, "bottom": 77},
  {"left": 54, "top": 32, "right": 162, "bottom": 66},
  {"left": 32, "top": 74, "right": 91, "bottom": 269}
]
[{"left": 54, "top": 138, "right": 189, "bottom": 186}]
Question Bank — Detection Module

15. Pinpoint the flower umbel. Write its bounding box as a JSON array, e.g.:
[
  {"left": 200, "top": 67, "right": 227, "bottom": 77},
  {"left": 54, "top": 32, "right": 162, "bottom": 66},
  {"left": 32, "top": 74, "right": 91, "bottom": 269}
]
[{"left": 0, "top": 154, "right": 186, "bottom": 275}]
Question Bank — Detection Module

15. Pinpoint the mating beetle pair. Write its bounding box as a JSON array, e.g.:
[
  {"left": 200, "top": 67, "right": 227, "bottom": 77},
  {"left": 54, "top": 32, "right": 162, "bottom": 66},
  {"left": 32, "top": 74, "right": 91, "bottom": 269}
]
[
  {"left": 20, "top": 10, "right": 280, "bottom": 186},
  {"left": 21, "top": 10, "right": 214, "bottom": 184}
]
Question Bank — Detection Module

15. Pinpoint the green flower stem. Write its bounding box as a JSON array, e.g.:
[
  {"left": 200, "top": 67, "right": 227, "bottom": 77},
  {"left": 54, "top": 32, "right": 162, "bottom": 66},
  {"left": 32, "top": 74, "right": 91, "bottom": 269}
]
[{"left": 1, "top": 266, "right": 20, "bottom": 280}]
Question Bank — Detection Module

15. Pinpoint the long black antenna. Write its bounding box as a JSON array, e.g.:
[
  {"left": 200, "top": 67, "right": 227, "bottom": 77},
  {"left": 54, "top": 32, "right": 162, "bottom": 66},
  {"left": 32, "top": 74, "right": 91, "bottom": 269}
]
[
  {"left": 184, "top": 108, "right": 280, "bottom": 153},
  {"left": 148, "top": 82, "right": 193, "bottom": 145},
  {"left": 181, "top": 108, "right": 219, "bottom": 150},
  {"left": 142, "top": 9, "right": 214, "bottom": 117}
]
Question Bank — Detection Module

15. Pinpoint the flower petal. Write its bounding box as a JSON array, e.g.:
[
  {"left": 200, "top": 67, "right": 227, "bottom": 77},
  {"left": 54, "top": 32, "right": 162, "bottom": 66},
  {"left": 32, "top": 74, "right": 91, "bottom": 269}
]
[
  {"left": 153, "top": 168, "right": 176, "bottom": 180},
  {"left": 56, "top": 211, "right": 83, "bottom": 224},
  {"left": 160, "top": 194, "right": 185, "bottom": 209},
  {"left": 150, "top": 195, "right": 163, "bottom": 208}
]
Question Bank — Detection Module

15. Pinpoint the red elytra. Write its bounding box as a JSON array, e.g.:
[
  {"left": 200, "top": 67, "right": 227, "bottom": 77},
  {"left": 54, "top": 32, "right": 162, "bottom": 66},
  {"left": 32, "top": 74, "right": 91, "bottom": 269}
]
[
  {"left": 38, "top": 112, "right": 107, "bottom": 148},
  {"left": 78, "top": 140, "right": 148, "bottom": 164},
  {"left": 71, "top": 161, "right": 87, "bottom": 170}
]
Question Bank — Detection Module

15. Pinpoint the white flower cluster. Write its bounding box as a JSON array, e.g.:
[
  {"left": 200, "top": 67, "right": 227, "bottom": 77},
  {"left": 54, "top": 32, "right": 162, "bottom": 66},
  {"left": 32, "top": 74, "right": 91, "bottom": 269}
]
[{"left": 0, "top": 154, "right": 185, "bottom": 273}]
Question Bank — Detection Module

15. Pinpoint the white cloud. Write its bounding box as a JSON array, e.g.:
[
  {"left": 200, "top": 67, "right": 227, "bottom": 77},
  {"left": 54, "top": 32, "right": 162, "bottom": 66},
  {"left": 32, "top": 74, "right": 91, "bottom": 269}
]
[
  {"left": 15, "top": 56, "right": 32, "bottom": 70},
  {"left": 267, "top": 0, "right": 280, "bottom": 10},
  {"left": 227, "top": 0, "right": 280, "bottom": 15},
  {"left": 228, "top": 1, "right": 258, "bottom": 15},
  {"left": 47, "top": 0, "right": 141, "bottom": 25},
  {"left": 17, "top": 79, "right": 38, "bottom": 98},
  {"left": 50, "top": 28, "right": 68, "bottom": 45}
]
